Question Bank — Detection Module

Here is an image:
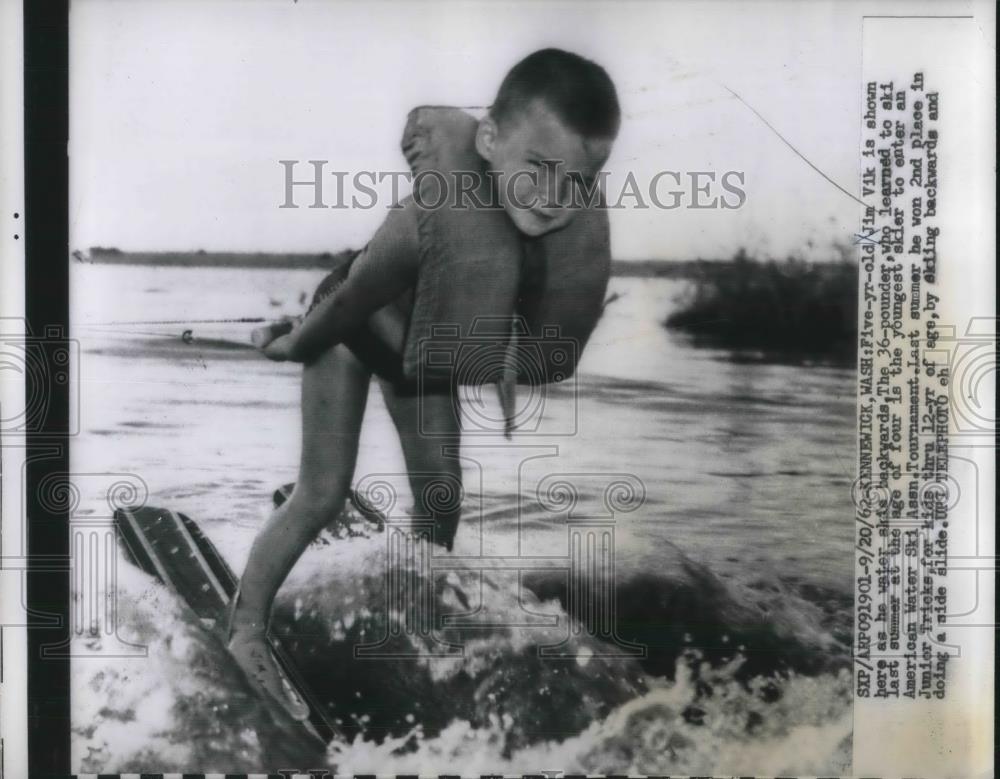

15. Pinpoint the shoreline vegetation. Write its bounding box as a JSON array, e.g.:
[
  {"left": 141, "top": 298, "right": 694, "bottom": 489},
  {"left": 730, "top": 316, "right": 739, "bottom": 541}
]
[
  {"left": 77, "top": 247, "right": 701, "bottom": 277},
  {"left": 77, "top": 247, "right": 359, "bottom": 271},
  {"left": 78, "top": 246, "right": 858, "bottom": 362},
  {"left": 664, "top": 248, "right": 858, "bottom": 363}
]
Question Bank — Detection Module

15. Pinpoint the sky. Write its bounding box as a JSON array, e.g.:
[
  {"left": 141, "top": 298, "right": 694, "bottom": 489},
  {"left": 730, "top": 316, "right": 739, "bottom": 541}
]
[{"left": 69, "top": 0, "right": 982, "bottom": 261}]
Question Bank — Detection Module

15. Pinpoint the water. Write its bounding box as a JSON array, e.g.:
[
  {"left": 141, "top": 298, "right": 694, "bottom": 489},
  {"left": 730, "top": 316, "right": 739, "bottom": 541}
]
[{"left": 70, "top": 263, "right": 855, "bottom": 774}]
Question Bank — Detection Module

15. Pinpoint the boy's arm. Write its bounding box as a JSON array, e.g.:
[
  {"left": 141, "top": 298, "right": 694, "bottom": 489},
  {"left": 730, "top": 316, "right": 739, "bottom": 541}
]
[{"left": 287, "top": 201, "right": 419, "bottom": 363}]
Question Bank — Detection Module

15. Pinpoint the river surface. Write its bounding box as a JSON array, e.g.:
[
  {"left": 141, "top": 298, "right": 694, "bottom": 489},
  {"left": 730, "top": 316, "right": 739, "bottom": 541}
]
[{"left": 70, "top": 263, "right": 856, "bottom": 775}]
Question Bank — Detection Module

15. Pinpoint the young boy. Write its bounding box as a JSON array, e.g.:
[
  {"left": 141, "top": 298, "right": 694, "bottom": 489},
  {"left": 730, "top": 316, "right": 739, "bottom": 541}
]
[{"left": 231, "top": 48, "right": 621, "bottom": 717}]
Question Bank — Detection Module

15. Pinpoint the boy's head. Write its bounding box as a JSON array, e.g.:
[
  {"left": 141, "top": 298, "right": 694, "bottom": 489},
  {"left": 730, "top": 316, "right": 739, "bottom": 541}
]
[{"left": 475, "top": 48, "right": 620, "bottom": 236}]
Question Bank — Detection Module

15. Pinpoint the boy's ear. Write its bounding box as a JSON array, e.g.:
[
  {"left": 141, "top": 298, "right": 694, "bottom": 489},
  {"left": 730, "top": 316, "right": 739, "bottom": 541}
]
[{"left": 475, "top": 116, "right": 498, "bottom": 162}]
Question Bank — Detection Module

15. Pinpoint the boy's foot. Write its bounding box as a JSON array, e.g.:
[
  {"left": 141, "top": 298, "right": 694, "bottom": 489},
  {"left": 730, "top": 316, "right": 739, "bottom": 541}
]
[{"left": 227, "top": 628, "right": 311, "bottom": 722}]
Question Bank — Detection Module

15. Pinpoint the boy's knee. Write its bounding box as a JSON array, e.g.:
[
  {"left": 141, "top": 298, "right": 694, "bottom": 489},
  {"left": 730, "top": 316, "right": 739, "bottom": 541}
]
[
  {"left": 289, "top": 482, "right": 350, "bottom": 524},
  {"left": 421, "top": 393, "right": 462, "bottom": 432}
]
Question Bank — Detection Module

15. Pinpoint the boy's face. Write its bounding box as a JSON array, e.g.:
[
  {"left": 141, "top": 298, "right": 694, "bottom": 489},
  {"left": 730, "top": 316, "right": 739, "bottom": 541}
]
[{"left": 476, "top": 99, "right": 613, "bottom": 237}]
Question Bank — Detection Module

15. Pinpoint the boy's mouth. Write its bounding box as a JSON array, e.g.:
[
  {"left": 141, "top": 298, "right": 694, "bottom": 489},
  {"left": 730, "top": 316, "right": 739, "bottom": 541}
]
[
  {"left": 513, "top": 206, "right": 572, "bottom": 238},
  {"left": 530, "top": 208, "right": 556, "bottom": 222}
]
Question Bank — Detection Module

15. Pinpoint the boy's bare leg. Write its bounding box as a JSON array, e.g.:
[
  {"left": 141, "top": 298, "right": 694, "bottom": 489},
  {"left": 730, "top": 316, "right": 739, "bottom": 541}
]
[
  {"left": 379, "top": 379, "right": 463, "bottom": 550},
  {"left": 229, "top": 343, "right": 371, "bottom": 714}
]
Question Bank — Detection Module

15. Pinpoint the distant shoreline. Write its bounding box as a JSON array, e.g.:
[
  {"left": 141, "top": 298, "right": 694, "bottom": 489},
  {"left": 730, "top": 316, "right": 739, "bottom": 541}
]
[
  {"left": 76, "top": 249, "right": 703, "bottom": 278},
  {"left": 77, "top": 249, "right": 352, "bottom": 271}
]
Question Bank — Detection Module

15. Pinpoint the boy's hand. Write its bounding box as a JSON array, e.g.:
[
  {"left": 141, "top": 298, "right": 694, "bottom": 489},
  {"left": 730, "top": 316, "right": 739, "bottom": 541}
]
[
  {"left": 253, "top": 317, "right": 305, "bottom": 362},
  {"left": 251, "top": 317, "right": 299, "bottom": 350},
  {"left": 252, "top": 318, "right": 304, "bottom": 362},
  {"left": 261, "top": 332, "right": 301, "bottom": 362}
]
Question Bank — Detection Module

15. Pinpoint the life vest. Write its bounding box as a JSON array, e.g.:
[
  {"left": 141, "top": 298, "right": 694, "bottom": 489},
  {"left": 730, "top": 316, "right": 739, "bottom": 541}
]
[{"left": 399, "top": 106, "right": 611, "bottom": 387}]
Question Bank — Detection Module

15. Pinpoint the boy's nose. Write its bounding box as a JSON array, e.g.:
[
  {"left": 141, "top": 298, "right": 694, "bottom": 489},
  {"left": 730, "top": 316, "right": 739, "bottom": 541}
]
[
  {"left": 533, "top": 167, "right": 574, "bottom": 209},
  {"left": 533, "top": 184, "right": 573, "bottom": 211}
]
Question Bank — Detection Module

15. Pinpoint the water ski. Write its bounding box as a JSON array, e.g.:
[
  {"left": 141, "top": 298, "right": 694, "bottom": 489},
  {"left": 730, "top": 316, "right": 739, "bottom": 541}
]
[{"left": 112, "top": 505, "right": 340, "bottom": 747}]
